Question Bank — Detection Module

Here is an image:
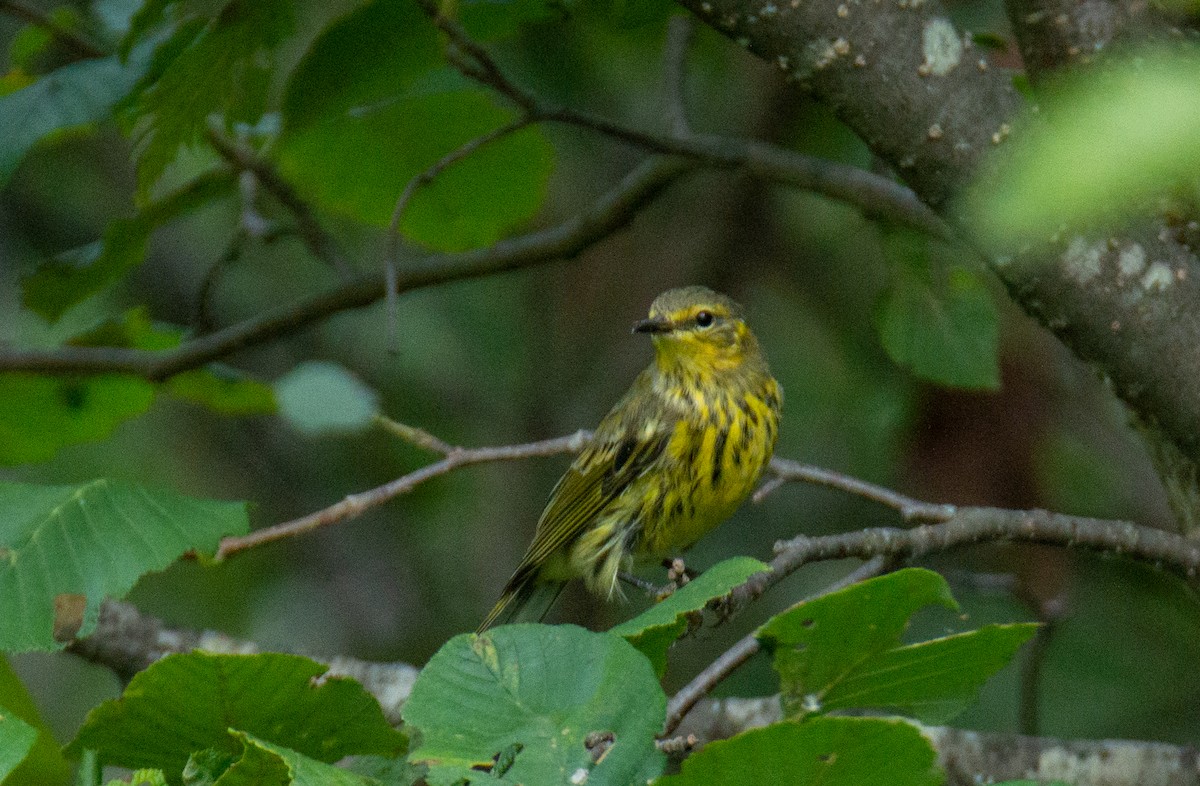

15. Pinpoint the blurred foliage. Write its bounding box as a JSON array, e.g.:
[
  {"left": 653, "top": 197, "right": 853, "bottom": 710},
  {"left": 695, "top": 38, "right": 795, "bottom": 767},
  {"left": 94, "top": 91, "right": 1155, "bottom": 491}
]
[{"left": 0, "top": 0, "right": 1195, "bottom": 782}]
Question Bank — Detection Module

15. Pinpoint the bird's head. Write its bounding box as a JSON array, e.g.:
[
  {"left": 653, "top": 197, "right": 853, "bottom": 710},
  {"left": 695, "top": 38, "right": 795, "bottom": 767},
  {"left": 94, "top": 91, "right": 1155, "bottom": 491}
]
[{"left": 633, "top": 286, "right": 761, "bottom": 375}]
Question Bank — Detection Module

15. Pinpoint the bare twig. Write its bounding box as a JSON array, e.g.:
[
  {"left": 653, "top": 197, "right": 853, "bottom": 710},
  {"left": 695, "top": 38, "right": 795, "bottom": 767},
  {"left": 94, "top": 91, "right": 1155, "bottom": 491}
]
[
  {"left": 0, "top": 156, "right": 694, "bottom": 379},
  {"left": 213, "top": 430, "right": 592, "bottom": 560},
  {"left": 758, "top": 457, "right": 958, "bottom": 521},
  {"left": 662, "top": 556, "right": 890, "bottom": 736},
  {"left": 0, "top": 0, "right": 103, "bottom": 59},
  {"left": 373, "top": 414, "right": 457, "bottom": 454},
  {"left": 207, "top": 128, "right": 354, "bottom": 280},
  {"left": 382, "top": 116, "right": 534, "bottom": 352},
  {"left": 663, "top": 15, "right": 695, "bottom": 138}
]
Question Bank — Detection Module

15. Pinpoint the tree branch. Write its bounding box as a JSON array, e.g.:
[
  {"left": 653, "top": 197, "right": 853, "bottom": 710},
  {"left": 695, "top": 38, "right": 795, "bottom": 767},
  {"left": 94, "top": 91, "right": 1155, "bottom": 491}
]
[{"left": 0, "top": 0, "right": 103, "bottom": 59}]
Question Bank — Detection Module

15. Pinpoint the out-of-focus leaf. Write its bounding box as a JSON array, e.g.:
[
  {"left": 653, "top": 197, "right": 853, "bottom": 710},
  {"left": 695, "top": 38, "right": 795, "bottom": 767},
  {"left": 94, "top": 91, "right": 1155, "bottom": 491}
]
[
  {"left": 0, "top": 40, "right": 154, "bottom": 186},
  {"left": 975, "top": 51, "right": 1200, "bottom": 245},
  {"left": 0, "top": 480, "right": 248, "bottom": 651},
  {"left": 274, "top": 362, "right": 378, "bottom": 436},
  {"left": 609, "top": 557, "right": 769, "bottom": 676},
  {"left": 0, "top": 655, "right": 71, "bottom": 784},
  {"left": 458, "top": 0, "right": 566, "bottom": 40},
  {"left": 653, "top": 717, "right": 942, "bottom": 786},
  {"left": 282, "top": 0, "right": 441, "bottom": 132},
  {"left": 759, "top": 568, "right": 1035, "bottom": 723},
  {"left": 68, "top": 653, "right": 405, "bottom": 775},
  {"left": 166, "top": 368, "right": 276, "bottom": 415},
  {"left": 0, "top": 373, "right": 155, "bottom": 465},
  {"left": 278, "top": 89, "right": 553, "bottom": 251},
  {"left": 22, "top": 170, "right": 235, "bottom": 321},
  {"left": 129, "top": 0, "right": 293, "bottom": 194},
  {"left": 404, "top": 625, "right": 665, "bottom": 785},
  {"left": 0, "top": 712, "right": 38, "bottom": 783},
  {"left": 875, "top": 232, "right": 999, "bottom": 390}
]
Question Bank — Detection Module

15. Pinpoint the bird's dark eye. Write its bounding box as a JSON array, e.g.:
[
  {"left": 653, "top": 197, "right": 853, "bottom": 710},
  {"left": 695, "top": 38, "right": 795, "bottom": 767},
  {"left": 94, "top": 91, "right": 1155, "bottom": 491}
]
[{"left": 695, "top": 311, "right": 715, "bottom": 328}]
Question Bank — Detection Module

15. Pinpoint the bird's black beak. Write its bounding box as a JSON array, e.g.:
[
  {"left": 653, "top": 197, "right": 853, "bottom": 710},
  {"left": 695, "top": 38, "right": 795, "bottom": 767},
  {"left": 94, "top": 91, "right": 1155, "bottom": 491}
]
[{"left": 633, "top": 316, "right": 672, "bottom": 334}]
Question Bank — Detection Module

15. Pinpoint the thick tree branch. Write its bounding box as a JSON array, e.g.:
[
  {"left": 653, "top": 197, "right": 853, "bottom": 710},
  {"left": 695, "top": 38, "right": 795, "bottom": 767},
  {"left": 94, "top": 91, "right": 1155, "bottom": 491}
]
[{"left": 672, "top": 0, "right": 1200, "bottom": 521}]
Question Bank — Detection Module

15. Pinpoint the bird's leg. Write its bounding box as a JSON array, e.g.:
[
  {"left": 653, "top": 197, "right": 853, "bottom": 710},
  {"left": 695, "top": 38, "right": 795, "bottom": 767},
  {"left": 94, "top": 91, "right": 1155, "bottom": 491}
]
[{"left": 618, "top": 571, "right": 666, "bottom": 597}]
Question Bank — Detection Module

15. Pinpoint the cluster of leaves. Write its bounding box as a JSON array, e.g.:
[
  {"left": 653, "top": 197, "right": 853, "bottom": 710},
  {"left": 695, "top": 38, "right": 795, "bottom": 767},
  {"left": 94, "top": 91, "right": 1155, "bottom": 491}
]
[{"left": 0, "top": 559, "right": 1040, "bottom": 785}]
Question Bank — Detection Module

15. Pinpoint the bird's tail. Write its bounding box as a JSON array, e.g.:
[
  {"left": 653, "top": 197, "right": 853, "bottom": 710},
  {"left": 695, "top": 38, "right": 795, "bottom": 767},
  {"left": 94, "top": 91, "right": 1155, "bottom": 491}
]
[{"left": 476, "top": 580, "right": 565, "bottom": 633}]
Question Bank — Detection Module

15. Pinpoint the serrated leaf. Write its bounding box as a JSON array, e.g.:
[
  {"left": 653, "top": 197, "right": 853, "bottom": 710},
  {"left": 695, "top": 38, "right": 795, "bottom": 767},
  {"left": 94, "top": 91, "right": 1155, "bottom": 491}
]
[
  {"left": 654, "top": 717, "right": 943, "bottom": 786},
  {"left": 23, "top": 170, "right": 235, "bottom": 321},
  {"left": 404, "top": 625, "right": 665, "bottom": 786},
  {"left": 129, "top": 0, "right": 294, "bottom": 194},
  {"left": 278, "top": 89, "right": 553, "bottom": 251},
  {"left": 0, "top": 372, "right": 156, "bottom": 465},
  {"left": 0, "top": 712, "right": 38, "bottom": 782},
  {"left": 221, "top": 731, "right": 380, "bottom": 786},
  {"left": 875, "top": 233, "right": 999, "bottom": 389},
  {"left": 0, "top": 654, "right": 71, "bottom": 784},
  {"left": 282, "top": 0, "right": 441, "bottom": 132},
  {"left": 0, "top": 480, "right": 248, "bottom": 651},
  {"left": 759, "top": 568, "right": 1034, "bottom": 723},
  {"left": 0, "top": 40, "right": 155, "bottom": 186},
  {"left": 274, "top": 362, "right": 378, "bottom": 436},
  {"left": 68, "top": 652, "right": 405, "bottom": 777},
  {"left": 609, "top": 557, "right": 770, "bottom": 676}
]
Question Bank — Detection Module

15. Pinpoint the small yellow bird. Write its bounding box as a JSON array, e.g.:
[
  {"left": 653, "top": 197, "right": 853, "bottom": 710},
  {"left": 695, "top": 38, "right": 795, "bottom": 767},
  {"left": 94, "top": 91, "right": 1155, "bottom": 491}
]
[{"left": 478, "top": 285, "right": 781, "bottom": 632}]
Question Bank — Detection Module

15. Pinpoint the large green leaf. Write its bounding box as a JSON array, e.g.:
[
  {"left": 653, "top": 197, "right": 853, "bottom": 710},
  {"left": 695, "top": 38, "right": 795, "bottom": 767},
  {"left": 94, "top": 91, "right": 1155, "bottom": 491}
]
[
  {"left": 609, "top": 556, "right": 770, "bottom": 676},
  {"left": 403, "top": 625, "right": 665, "bottom": 785},
  {"left": 278, "top": 89, "right": 553, "bottom": 251},
  {"left": 128, "top": 0, "right": 294, "bottom": 193},
  {"left": 214, "top": 731, "right": 380, "bottom": 786},
  {"left": 654, "top": 717, "right": 942, "bottom": 786},
  {"left": 0, "top": 373, "right": 155, "bottom": 465},
  {"left": 0, "top": 480, "right": 248, "bottom": 651},
  {"left": 282, "top": 0, "right": 441, "bottom": 132},
  {"left": 758, "top": 568, "right": 1035, "bottom": 722},
  {"left": 0, "top": 41, "right": 154, "bottom": 186},
  {"left": 68, "top": 653, "right": 405, "bottom": 780},
  {"left": 875, "top": 232, "right": 998, "bottom": 390},
  {"left": 22, "top": 170, "right": 235, "bottom": 322}
]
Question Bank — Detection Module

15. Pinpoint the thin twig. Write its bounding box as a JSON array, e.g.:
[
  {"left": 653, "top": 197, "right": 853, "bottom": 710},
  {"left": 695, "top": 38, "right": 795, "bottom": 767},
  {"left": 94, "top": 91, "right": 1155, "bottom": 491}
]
[
  {"left": 213, "top": 430, "right": 591, "bottom": 560},
  {"left": 663, "top": 557, "right": 891, "bottom": 735},
  {"left": 760, "top": 457, "right": 958, "bottom": 521},
  {"left": 373, "top": 414, "right": 457, "bottom": 454},
  {"left": 207, "top": 128, "right": 354, "bottom": 281},
  {"left": 0, "top": 0, "right": 103, "bottom": 59},
  {"left": 0, "top": 156, "right": 695, "bottom": 379},
  {"left": 383, "top": 116, "right": 534, "bottom": 352},
  {"left": 663, "top": 15, "right": 695, "bottom": 138}
]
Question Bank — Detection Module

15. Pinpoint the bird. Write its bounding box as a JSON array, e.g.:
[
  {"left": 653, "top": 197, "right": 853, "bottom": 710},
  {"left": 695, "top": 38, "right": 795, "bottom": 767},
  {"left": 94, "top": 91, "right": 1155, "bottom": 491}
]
[{"left": 477, "top": 285, "right": 781, "bottom": 632}]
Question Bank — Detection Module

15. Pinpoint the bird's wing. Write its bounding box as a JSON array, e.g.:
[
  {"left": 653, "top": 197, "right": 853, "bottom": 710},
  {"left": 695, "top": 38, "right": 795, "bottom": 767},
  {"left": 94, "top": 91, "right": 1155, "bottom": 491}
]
[{"left": 507, "top": 397, "right": 677, "bottom": 585}]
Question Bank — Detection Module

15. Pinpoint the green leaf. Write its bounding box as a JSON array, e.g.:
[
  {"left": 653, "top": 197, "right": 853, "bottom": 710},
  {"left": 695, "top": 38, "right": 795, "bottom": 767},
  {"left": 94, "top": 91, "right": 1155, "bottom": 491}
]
[
  {"left": 22, "top": 170, "right": 235, "bottom": 321},
  {"left": 0, "top": 480, "right": 248, "bottom": 651},
  {"left": 0, "top": 40, "right": 155, "bottom": 186},
  {"left": 166, "top": 368, "right": 276, "bottom": 416},
  {"left": 106, "top": 770, "right": 168, "bottom": 786},
  {"left": 278, "top": 89, "right": 553, "bottom": 251},
  {"left": 274, "top": 362, "right": 378, "bottom": 436},
  {"left": 129, "top": 0, "right": 294, "bottom": 193},
  {"left": 68, "top": 652, "right": 405, "bottom": 776},
  {"left": 974, "top": 50, "right": 1200, "bottom": 245},
  {"left": 653, "top": 717, "right": 942, "bottom": 786},
  {"left": 220, "top": 731, "right": 381, "bottom": 786},
  {"left": 0, "top": 373, "right": 155, "bottom": 465},
  {"left": 758, "top": 568, "right": 1035, "bottom": 723},
  {"left": 0, "top": 655, "right": 71, "bottom": 784},
  {"left": 404, "top": 625, "right": 666, "bottom": 785},
  {"left": 609, "top": 556, "right": 770, "bottom": 676},
  {"left": 282, "top": 0, "right": 441, "bottom": 132},
  {"left": 875, "top": 232, "right": 999, "bottom": 389},
  {"left": 458, "top": 0, "right": 566, "bottom": 40},
  {"left": 0, "top": 712, "right": 38, "bottom": 783}
]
